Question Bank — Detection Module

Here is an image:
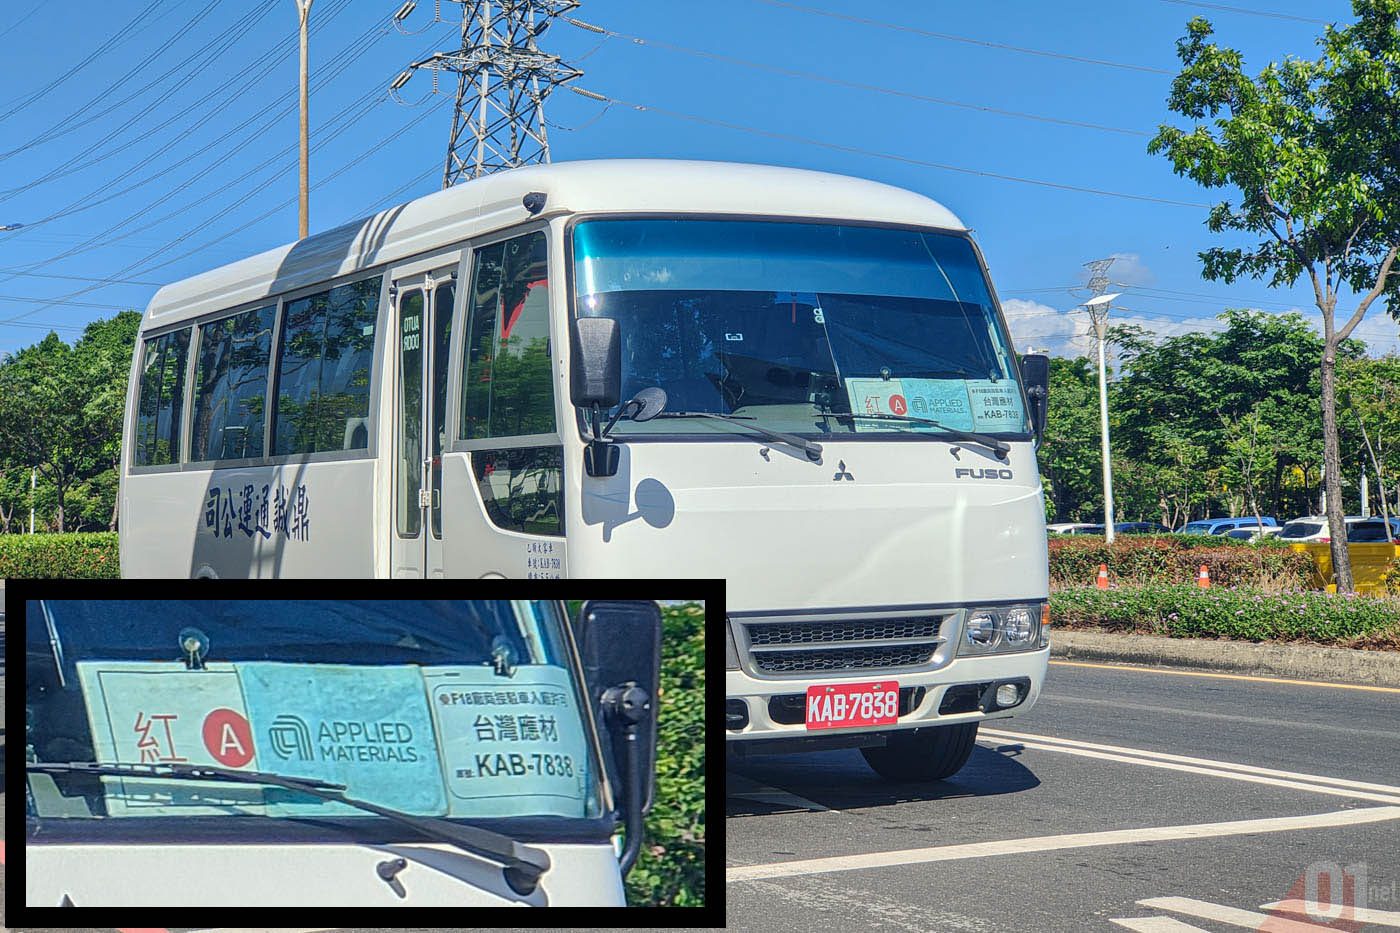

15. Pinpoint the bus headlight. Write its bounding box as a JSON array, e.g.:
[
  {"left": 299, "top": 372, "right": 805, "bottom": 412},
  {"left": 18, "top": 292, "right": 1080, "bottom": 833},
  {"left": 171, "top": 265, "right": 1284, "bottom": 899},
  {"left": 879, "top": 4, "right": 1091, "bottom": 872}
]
[
  {"left": 960, "top": 605, "right": 1043, "bottom": 655},
  {"left": 1003, "top": 607, "right": 1035, "bottom": 645},
  {"left": 725, "top": 620, "right": 740, "bottom": 670}
]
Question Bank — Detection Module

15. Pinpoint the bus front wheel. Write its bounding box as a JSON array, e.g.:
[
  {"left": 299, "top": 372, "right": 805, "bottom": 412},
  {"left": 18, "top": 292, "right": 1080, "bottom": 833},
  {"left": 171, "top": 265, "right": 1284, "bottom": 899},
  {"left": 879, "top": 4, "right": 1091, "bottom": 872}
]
[{"left": 860, "top": 722, "right": 978, "bottom": 782}]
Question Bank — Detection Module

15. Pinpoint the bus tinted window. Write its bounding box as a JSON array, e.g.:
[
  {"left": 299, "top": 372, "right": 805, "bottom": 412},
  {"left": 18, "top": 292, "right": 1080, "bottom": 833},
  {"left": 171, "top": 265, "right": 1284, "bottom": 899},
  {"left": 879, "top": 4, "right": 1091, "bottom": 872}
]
[
  {"left": 191, "top": 306, "right": 275, "bottom": 461},
  {"left": 462, "top": 232, "right": 553, "bottom": 439},
  {"left": 273, "top": 276, "right": 381, "bottom": 455},
  {"left": 133, "top": 329, "right": 190, "bottom": 466},
  {"left": 470, "top": 446, "right": 564, "bottom": 538}
]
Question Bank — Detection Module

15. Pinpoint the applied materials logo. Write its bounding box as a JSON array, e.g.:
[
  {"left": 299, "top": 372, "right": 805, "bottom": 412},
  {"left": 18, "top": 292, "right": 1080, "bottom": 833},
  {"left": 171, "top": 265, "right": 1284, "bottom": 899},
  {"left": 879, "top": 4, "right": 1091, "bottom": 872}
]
[{"left": 268, "top": 714, "right": 313, "bottom": 760}]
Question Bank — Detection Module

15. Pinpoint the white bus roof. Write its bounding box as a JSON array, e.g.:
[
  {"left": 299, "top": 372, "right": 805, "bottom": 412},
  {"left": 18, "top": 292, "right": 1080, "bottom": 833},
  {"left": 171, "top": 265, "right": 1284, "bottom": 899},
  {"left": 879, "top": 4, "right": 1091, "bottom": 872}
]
[{"left": 143, "top": 159, "right": 968, "bottom": 327}]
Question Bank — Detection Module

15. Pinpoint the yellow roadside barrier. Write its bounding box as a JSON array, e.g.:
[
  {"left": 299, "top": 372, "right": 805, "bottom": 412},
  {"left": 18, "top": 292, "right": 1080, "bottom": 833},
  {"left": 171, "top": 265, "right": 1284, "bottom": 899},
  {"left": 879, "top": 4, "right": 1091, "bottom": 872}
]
[{"left": 1290, "top": 541, "right": 1400, "bottom": 594}]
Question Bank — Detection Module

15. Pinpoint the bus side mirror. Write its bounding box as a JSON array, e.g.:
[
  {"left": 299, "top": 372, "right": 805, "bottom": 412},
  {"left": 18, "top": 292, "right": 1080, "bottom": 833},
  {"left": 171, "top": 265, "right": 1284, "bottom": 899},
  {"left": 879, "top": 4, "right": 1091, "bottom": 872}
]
[
  {"left": 571, "top": 318, "right": 624, "bottom": 478},
  {"left": 569, "top": 318, "right": 621, "bottom": 410},
  {"left": 575, "top": 599, "right": 661, "bottom": 875},
  {"left": 1020, "top": 353, "right": 1049, "bottom": 441}
]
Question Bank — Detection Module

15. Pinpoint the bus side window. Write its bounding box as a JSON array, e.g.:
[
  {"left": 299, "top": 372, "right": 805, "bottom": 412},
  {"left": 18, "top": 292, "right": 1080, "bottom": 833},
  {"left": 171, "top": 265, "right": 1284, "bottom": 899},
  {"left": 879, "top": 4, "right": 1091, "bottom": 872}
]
[
  {"left": 133, "top": 328, "right": 191, "bottom": 466},
  {"left": 191, "top": 306, "right": 275, "bottom": 461},
  {"left": 272, "top": 275, "right": 382, "bottom": 456},
  {"left": 461, "top": 232, "right": 553, "bottom": 440}
]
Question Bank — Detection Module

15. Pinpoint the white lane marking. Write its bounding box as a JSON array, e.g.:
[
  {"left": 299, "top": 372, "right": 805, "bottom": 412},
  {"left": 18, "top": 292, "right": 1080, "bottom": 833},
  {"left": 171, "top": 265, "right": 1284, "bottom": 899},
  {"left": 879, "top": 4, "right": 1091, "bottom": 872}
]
[
  {"left": 1110, "top": 918, "right": 1211, "bottom": 932},
  {"left": 981, "top": 727, "right": 1400, "bottom": 795},
  {"left": 1141, "top": 896, "right": 1336, "bottom": 931},
  {"left": 194, "top": 929, "right": 341, "bottom": 932},
  {"left": 728, "top": 774, "right": 836, "bottom": 813},
  {"left": 980, "top": 731, "right": 1400, "bottom": 805},
  {"left": 1263, "top": 898, "right": 1400, "bottom": 928},
  {"left": 726, "top": 806, "right": 1400, "bottom": 882}
]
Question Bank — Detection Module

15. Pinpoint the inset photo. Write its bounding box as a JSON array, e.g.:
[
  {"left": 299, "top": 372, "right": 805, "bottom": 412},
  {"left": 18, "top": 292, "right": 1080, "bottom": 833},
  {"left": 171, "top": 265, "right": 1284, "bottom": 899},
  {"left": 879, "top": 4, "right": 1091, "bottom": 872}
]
[{"left": 7, "top": 582, "right": 716, "bottom": 922}]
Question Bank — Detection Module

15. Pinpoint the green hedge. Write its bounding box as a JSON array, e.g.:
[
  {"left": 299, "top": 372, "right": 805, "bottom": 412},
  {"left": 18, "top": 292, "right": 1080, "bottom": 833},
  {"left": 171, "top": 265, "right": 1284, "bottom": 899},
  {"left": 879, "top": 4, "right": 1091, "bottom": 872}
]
[
  {"left": 626, "top": 602, "right": 705, "bottom": 907},
  {"left": 0, "top": 532, "right": 119, "bottom": 578},
  {"left": 1049, "top": 535, "right": 1313, "bottom": 590},
  {"left": 1051, "top": 584, "right": 1400, "bottom": 649},
  {"left": 567, "top": 601, "right": 705, "bottom": 907}
]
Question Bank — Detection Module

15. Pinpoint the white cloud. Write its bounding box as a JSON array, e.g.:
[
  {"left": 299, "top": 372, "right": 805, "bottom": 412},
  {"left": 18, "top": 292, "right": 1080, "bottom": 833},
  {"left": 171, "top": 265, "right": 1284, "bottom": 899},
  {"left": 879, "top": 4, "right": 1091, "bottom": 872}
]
[
  {"left": 1003, "top": 298, "right": 1400, "bottom": 361},
  {"left": 1105, "top": 252, "right": 1155, "bottom": 287}
]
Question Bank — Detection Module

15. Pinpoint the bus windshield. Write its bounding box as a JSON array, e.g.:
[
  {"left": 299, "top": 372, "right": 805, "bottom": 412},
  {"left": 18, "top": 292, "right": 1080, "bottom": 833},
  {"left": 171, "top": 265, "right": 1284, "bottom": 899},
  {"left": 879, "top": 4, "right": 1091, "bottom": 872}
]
[
  {"left": 572, "top": 218, "right": 1029, "bottom": 439},
  {"left": 26, "top": 600, "right": 604, "bottom": 829}
]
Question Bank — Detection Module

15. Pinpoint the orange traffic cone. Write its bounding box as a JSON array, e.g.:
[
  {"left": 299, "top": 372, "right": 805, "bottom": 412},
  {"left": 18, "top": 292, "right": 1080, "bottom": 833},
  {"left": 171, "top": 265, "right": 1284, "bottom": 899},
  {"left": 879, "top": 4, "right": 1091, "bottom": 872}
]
[
  {"left": 1197, "top": 564, "right": 1210, "bottom": 588},
  {"left": 1096, "top": 564, "right": 1109, "bottom": 589}
]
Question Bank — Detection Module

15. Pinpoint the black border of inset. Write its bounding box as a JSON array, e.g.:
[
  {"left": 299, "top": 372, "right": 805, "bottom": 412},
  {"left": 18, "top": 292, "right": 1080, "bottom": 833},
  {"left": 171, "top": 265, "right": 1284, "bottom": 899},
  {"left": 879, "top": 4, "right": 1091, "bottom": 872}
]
[{"left": 4, "top": 577, "right": 724, "bottom": 928}]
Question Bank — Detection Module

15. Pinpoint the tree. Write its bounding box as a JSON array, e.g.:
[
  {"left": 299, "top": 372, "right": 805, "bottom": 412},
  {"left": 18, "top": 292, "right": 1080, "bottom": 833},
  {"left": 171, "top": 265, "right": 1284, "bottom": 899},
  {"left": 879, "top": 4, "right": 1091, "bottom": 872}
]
[
  {"left": 1038, "top": 356, "right": 1102, "bottom": 521},
  {"left": 0, "top": 312, "right": 139, "bottom": 532},
  {"left": 1149, "top": 3, "right": 1400, "bottom": 590}
]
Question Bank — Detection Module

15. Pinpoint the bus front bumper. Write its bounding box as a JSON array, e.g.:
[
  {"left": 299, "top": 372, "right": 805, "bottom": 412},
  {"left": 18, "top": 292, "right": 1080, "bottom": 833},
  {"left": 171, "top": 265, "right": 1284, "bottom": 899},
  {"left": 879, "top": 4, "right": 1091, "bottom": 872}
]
[{"left": 724, "top": 646, "right": 1050, "bottom": 749}]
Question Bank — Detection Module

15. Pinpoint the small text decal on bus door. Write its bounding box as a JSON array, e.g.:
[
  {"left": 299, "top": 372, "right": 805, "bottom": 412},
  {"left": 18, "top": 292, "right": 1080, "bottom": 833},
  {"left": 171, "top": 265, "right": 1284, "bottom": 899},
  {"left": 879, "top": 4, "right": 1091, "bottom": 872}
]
[{"left": 203, "top": 483, "right": 311, "bottom": 541}]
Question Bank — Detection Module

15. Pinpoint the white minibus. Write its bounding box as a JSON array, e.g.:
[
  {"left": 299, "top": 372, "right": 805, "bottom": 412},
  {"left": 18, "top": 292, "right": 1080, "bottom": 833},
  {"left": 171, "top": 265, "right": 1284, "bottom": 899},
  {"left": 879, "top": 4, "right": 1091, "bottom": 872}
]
[
  {"left": 24, "top": 596, "right": 662, "bottom": 907},
  {"left": 120, "top": 159, "right": 1051, "bottom": 781}
]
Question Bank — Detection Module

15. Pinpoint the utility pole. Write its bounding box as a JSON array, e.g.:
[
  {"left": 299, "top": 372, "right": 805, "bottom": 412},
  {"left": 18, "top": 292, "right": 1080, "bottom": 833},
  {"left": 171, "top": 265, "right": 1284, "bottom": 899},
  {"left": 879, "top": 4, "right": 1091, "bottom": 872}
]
[
  {"left": 29, "top": 466, "right": 35, "bottom": 534},
  {"left": 1079, "top": 257, "right": 1119, "bottom": 543},
  {"left": 296, "top": 0, "right": 313, "bottom": 239},
  {"left": 395, "top": 0, "right": 582, "bottom": 186}
]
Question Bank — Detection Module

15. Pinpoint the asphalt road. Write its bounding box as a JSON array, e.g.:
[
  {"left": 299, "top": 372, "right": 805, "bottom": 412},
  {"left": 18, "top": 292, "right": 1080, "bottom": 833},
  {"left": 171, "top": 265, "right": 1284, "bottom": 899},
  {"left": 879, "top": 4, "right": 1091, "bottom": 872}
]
[{"left": 727, "top": 659, "right": 1400, "bottom": 932}]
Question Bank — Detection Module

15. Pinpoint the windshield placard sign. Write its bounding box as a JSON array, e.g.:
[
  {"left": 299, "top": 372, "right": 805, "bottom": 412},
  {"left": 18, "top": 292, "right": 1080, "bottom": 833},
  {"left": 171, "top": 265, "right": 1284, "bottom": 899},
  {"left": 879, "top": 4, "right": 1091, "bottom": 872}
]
[
  {"left": 424, "top": 665, "right": 590, "bottom": 818},
  {"left": 76, "top": 661, "right": 267, "bottom": 816},
  {"left": 238, "top": 662, "right": 447, "bottom": 816}
]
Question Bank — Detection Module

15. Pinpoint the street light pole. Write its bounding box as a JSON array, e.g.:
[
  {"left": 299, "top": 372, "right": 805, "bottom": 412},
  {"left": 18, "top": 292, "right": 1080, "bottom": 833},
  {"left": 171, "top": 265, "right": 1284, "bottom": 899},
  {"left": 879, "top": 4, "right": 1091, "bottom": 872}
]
[
  {"left": 296, "top": 0, "right": 313, "bottom": 240},
  {"left": 1084, "top": 293, "right": 1121, "bottom": 544}
]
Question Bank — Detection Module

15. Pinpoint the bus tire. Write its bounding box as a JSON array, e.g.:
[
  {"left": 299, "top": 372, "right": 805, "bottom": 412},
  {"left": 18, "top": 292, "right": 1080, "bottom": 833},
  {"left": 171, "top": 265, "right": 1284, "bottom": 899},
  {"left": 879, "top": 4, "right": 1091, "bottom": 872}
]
[{"left": 860, "top": 722, "right": 978, "bottom": 782}]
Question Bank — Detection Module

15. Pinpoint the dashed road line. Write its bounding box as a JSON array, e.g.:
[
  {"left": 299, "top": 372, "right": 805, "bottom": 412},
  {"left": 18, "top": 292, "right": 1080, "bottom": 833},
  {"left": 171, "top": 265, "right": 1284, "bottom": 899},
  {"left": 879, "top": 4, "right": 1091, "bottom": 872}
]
[
  {"left": 1140, "top": 896, "right": 1336, "bottom": 931},
  {"left": 726, "top": 806, "right": 1400, "bottom": 882},
  {"left": 1263, "top": 898, "right": 1400, "bottom": 928},
  {"left": 980, "top": 727, "right": 1400, "bottom": 804},
  {"left": 1110, "top": 918, "right": 1212, "bottom": 932}
]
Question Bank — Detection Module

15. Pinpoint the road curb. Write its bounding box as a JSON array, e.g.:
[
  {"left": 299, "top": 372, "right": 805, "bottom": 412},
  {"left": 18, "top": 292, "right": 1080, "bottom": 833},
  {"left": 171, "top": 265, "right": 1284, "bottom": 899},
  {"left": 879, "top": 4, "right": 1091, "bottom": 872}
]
[{"left": 1050, "top": 629, "right": 1400, "bottom": 688}]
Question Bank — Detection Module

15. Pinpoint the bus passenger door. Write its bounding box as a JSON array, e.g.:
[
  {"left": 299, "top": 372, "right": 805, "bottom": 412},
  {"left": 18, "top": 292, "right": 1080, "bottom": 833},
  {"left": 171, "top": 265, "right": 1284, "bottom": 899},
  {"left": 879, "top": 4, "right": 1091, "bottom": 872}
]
[
  {"left": 390, "top": 267, "right": 457, "bottom": 578},
  {"left": 442, "top": 229, "right": 566, "bottom": 579}
]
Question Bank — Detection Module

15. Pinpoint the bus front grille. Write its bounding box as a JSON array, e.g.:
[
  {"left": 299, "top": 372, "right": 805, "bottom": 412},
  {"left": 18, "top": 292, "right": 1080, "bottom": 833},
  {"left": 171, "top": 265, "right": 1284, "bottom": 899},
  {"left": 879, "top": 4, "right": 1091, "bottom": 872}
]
[{"left": 741, "top": 615, "right": 946, "bottom": 675}]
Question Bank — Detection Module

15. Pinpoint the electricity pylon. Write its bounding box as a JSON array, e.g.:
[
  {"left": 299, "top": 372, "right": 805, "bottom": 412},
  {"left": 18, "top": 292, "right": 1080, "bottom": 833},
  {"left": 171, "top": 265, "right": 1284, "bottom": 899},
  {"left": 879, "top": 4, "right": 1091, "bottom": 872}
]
[{"left": 396, "top": 0, "right": 582, "bottom": 186}]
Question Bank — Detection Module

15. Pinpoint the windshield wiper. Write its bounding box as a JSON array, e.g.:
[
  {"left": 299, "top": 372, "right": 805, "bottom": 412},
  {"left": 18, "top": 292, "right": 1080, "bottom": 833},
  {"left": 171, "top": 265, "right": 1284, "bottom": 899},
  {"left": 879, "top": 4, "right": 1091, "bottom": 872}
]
[
  {"left": 27, "top": 761, "right": 551, "bottom": 896},
  {"left": 653, "top": 411, "right": 823, "bottom": 462},
  {"left": 823, "top": 411, "right": 1011, "bottom": 458}
]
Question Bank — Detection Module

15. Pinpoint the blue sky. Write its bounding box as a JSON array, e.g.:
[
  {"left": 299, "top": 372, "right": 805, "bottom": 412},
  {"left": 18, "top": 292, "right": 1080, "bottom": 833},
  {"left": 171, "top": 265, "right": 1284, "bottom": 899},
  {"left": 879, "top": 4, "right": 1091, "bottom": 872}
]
[{"left": 1, "top": 0, "right": 1395, "bottom": 359}]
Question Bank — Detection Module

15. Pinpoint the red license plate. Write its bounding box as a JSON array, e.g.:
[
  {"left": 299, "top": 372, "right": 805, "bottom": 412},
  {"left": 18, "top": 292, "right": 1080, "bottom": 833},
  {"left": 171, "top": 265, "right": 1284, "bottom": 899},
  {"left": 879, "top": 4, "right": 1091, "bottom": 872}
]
[{"left": 805, "top": 680, "right": 899, "bottom": 730}]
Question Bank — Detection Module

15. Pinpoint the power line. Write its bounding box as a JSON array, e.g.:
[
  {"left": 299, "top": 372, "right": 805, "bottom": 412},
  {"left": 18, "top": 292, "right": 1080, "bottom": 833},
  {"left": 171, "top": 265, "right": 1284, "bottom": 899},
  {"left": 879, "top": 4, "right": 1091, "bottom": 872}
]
[
  {"left": 0, "top": 0, "right": 352, "bottom": 202},
  {"left": 0, "top": 4, "right": 43, "bottom": 42},
  {"left": 0, "top": 0, "right": 172, "bottom": 124},
  {"left": 564, "top": 17, "right": 1150, "bottom": 138},
  {"left": 564, "top": 85, "right": 1208, "bottom": 208},
  {"left": 0, "top": 0, "right": 233, "bottom": 162},
  {"left": 0, "top": 95, "right": 452, "bottom": 330},
  {"left": 0, "top": 269, "right": 165, "bottom": 287},
  {"left": 747, "top": 0, "right": 1174, "bottom": 76},
  {"left": 0, "top": 4, "right": 409, "bottom": 285},
  {"left": 1158, "top": 0, "right": 1333, "bottom": 25}
]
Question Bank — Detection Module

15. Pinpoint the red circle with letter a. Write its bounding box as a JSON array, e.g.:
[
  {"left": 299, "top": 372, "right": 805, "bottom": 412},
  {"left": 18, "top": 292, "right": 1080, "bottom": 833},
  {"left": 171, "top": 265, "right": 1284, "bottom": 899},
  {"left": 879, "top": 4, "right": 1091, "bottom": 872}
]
[
  {"left": 202, "top": 708, "right": 254, "bottom": 767},
  {"left": 889, "top": 394, "right": 908, "bottom": 416}
]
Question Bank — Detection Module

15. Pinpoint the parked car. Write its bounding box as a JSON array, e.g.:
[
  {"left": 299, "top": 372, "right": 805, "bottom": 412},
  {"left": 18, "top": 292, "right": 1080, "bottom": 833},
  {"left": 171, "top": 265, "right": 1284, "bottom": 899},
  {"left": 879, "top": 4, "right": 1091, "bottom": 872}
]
[
  {"left": 1047, "top": 523, "right": 1104, "bottom": 535},
  {"left": 1179, "top": 516, "right": 1280, "bottom": 535},
  {"left": 1223, "top": 525, "right": 1281, "bottom": 542},
  {"left": 1114, "top": 522, "right": 1172, "bottom": 534},
  {"left": 1277, "top": 515, "right": 1367, "bottom": 543},
  {"left": 1346, "top": 517, "right": 1400, "bottom": 542}
]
